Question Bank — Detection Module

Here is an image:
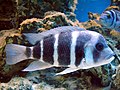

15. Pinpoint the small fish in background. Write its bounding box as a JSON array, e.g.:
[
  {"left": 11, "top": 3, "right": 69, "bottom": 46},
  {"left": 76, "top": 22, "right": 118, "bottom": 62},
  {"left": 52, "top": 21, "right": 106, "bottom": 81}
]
[
  {"left": 99, "top": 9, "right": 120, "bottom": 32},
  {"left": 5, "top": 26, "right": 115, "bottom": 75}
]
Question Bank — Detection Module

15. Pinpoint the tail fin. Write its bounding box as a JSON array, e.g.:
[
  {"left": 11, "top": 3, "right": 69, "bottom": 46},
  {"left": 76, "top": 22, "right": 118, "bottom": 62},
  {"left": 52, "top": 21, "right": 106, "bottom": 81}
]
[{"left": 5, "top": 44, "right": 31, "bottom": 65}]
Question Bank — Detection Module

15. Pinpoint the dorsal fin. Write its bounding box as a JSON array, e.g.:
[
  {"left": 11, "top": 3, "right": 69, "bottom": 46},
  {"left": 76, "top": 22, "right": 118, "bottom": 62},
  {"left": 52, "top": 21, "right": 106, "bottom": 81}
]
[{"left": 23, "top": 26, "right": 85, "bottom": 45}]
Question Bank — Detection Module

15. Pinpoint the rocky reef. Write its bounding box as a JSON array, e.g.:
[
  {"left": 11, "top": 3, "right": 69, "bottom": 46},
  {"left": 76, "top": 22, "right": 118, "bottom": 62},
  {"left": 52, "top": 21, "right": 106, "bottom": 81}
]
[{"left": 0, "top": 0, "right": 120, "bottom": 90}]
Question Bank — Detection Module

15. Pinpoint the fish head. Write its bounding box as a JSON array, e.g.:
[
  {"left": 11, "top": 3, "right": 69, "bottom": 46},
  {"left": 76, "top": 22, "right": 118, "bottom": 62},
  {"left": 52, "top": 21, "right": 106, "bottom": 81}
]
[
  {"left": 99, "top": 11, "right": 114, "bottom": 28},
  {"left": 83, "top": 31, "right": 115, "bottom": 68}
]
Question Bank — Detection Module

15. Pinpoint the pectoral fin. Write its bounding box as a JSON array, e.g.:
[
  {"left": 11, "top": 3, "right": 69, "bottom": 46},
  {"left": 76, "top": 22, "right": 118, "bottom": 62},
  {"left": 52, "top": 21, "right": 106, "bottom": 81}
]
[
  {"left": 22, "top": 61, "right": 52, "bottom": 71},
  {"left": 55, "top": 67, "right": 80, "bottom": 76}
]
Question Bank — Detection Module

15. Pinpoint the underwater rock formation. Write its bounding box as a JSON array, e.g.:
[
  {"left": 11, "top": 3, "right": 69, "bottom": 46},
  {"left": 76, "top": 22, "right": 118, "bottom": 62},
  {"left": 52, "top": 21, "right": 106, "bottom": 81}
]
[
  {"left": 17, "top": 0, "right": 77, "bottom": 19},
  {"left": 111, "top": 0, "right": 120, "bottom": 7},
  {"left": 20, "top": 11, "right": 83, "bottom": 33},
  {"left": 0, "top": 0, "right": 17, "bottom": 30},
  {"left": 0, "top": 77, "right": 32, "bottom": 90},
  {"left": 0, "top": 77, "right": 67, "bottom": 90},
  {"left": 0, "top": 0, "right": 78, "bottom": 30},
  {"left": 112, "top": 65, "right": 120, "bottom": 90},
  {"left": 82, "top": 20, "right": 103, "bottom": 34}
]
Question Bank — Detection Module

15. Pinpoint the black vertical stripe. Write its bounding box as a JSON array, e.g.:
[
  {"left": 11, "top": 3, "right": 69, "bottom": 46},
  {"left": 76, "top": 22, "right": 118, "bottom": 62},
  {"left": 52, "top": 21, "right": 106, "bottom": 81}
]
[
  {"left": 75, "top": 33, "right": 91, "bottom": 66},
  {"left": 25, "top": 47, "right": 31, "bottom": 58},
  {"left": 33, "top": 43, "right": 41, "bottom": 59},
  {"left": 58, "top": 31, "right": 71, "bottom": 65},
  {"left": 93, "top": 49, "right": 99, "bottom": 63},
  {"left": 113, "top": 10, "right": 117, "bottom": 28},
  {"left": 75, "top": 48, "right": 84, "bottom": 66},
  {"left": 109, "top": 10, "right": 116, "bottom": 27},
  {"left": 43, "top": 36, "right": 55, "bottom": 64}
]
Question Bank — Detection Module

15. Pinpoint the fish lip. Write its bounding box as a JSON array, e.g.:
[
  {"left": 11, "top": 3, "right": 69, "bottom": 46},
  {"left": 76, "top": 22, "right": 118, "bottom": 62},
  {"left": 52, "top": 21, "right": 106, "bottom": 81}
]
[{"left": 105, "top": 53, "right": 115, "bottom": 60}]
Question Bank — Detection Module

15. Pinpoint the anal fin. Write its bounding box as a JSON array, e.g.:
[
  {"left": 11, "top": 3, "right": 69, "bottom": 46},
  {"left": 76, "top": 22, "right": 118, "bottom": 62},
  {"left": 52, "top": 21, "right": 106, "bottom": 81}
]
[
  {"left": 22, "top": 61, "right": 52, "bottom": 71},
  {"left": 55, "top": 67, "right": 80, "bottom": 76}
]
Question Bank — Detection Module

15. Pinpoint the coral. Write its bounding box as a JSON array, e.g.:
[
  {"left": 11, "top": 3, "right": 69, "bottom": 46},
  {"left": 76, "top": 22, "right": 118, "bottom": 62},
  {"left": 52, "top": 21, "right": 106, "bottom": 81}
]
[
  {"left": 105, "top": 5, "right": 120, "bottom": 10},
  {"left": 17, "top": 0, "right": 78, "bottom": 29},
  {"left": 20, "top": 11, "right": 84, "bottom": 33},
  {"left": 0, "top": 77, "right": 67, "bottom": 90},
  {"left": 111, "top": 65, "right": 120, "bottom": 89},
  {"left": 111, "top": 0, "right": 120, "bottom": 7},
  {"left": 82, "top": 20, "right": 103, "bottom": 34},
  {"left": 20, "top": 18, "right": 44, "bottom": 33},
  {"left": 0, "top": 0, "right": 17, "bottom": 30},
  {"left": 0, "top": 0, "right": 77, "bottom": 30},
  {"left": 88, "top": 12, "right": 100, "bottom": 20},
  {"left": 0, "top": 77, "right": 32, "bottom": 90}
]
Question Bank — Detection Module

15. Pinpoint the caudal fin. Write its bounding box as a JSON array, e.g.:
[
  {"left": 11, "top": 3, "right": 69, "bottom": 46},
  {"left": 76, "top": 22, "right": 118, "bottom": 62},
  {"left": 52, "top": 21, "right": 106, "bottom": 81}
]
[{"left": 5, "top": 44, "right": 31, "bottom": 65}]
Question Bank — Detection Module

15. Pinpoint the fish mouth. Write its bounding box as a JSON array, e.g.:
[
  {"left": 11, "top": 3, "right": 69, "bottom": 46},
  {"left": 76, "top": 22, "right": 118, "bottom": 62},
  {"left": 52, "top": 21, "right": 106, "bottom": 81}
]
[{"left": 105, "top": 53, "right": 115, "bottom": 60}]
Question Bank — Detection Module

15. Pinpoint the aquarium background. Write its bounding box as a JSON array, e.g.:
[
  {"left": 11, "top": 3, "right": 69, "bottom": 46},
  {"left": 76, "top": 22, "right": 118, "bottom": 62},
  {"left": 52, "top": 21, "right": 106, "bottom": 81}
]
[
  {"left": 0, "top": 0, "right": 120, "bottom": 90},
  {"left": 75, "top": 0, "right": 111, "bottom": 22}
]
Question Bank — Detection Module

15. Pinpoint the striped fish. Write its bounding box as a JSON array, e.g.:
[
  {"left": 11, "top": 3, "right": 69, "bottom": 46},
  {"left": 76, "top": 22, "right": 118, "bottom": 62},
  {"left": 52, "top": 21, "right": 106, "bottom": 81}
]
[
  {"left": 5, "top": 26, "right": 115, "bottom": 75},
  {"left": 99, "top": 9, "right": 120, "bottom": 32}
]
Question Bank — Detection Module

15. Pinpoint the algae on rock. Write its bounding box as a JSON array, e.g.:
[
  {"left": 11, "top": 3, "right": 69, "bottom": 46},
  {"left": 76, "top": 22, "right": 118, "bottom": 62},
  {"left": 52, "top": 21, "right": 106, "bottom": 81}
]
[{"left": 20, "top": 11, "right": 83, "bottom": 33}]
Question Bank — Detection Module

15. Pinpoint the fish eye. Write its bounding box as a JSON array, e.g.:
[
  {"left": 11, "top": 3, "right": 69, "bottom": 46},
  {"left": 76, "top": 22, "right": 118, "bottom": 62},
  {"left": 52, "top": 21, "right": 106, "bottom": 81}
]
[
  {"left": 95, "top": 43, "right": 104, "bottom": 51},
  {"left": 107, "top": 14, "right": 111, "bottom": 19}
]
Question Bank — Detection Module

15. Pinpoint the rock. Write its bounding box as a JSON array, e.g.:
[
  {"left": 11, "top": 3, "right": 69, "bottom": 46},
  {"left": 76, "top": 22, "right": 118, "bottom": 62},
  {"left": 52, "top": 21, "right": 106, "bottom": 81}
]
[
  {"left": 0, "top": 0, "right": 78, "bottom": 30},
  {"left": 0, "top": 76, "right": 66, "bottom": 90},
  {"left": 20, "top": 12, "right": 84, "bottom": 33},
  {"left": 17, "top": 0, "right": 78, "bottom": 27},
  {"left": 111, "top": 0, "right": 120, "bottom": 7},
  {"left": 32, "top": 83, "right": 66, "bottom": 90},
  {"left": 105, "top": 6, "right": 120, "bottom": 10},
  {"left": 111, "top": 65, "right": 120, "bottom": 90},
  {"left": 0, "top": 0, "right": 17, "bottom": 30},
  {"left": 110, "top": 30, "right": 120, "bottom": 42},
  {"left": 82, "top": 20, "right": 103, "bottom": 34},
  {"left": 17, "top": 0, "right": 77, "bottom": 18},
  {"left": 0, "top": 77, "right": 32, "bottom": 90},
  {"left": 20, "top": 18, "right": 44, "bottom": 33},
  {"left": 88, "top": 12, "right": 100, "bottom": 20},
  {"left": 25, "top": 69, "right": 92, "bottom": 90}
]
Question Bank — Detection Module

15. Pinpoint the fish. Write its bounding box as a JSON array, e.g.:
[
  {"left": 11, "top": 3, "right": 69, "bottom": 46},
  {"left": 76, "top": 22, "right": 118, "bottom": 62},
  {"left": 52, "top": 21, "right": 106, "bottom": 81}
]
[
  {"left": 99, "top": 9, "right": 120, "bottom": 32},
  {"left": 5, "top": 26, "right": 115, "bottom": 75}
]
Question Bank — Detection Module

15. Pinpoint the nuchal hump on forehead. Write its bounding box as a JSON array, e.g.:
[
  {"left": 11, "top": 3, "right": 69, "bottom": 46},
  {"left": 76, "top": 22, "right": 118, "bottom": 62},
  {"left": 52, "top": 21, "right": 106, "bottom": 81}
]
[{"left": 5, "top": 26, "right": 115, "bottom": 75}]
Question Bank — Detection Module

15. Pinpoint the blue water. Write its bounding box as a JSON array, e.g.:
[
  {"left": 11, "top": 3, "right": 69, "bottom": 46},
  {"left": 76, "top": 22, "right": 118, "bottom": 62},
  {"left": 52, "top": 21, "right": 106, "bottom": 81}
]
[{"left": 75, "top": 0, "right": 111, "bottom": 22}]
